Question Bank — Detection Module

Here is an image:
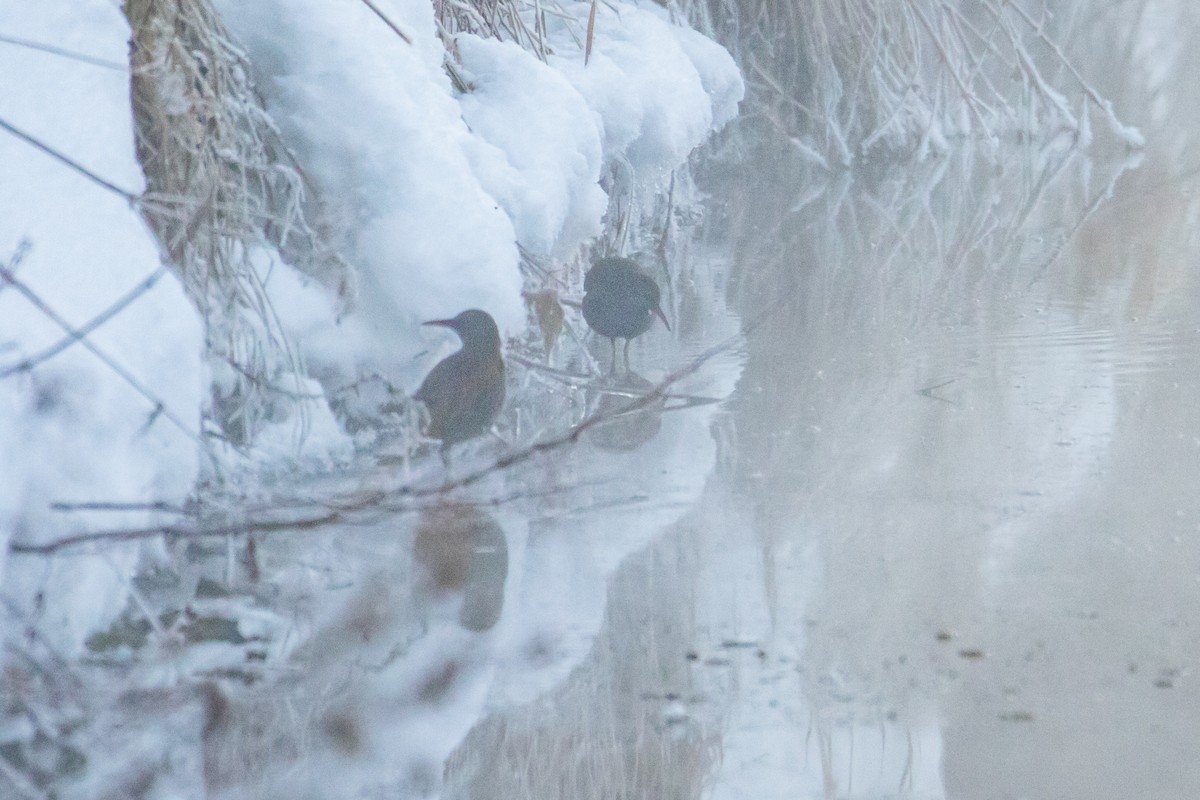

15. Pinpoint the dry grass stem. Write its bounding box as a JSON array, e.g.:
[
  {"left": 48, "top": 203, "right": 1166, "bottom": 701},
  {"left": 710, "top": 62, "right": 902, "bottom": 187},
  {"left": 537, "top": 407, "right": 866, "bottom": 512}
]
[{"left": 126, "top": 0, "right": 354, "bottom": 451}]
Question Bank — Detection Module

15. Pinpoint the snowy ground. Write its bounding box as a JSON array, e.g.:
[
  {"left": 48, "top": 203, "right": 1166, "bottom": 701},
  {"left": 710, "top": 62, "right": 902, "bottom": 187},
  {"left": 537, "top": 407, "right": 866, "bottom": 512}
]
[
  {"left": 1, "top": 0, "right": 740, "bottom": 640},
  {"left": 1, "top": 0, "right": 742, "bottom": 796},
  {"left": 0, "top": 2, "right": 205, "bottom": 655},
  {"left": 213, "top": 0, "right": 741, "bottom": 390}
]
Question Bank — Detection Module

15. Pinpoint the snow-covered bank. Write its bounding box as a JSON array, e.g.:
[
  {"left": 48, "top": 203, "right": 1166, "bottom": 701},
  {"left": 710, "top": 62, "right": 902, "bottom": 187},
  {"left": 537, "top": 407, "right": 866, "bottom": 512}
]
[
  {"left": 0, "top": 2, "right": 204, "bottom": 654},
  {"left": 1, "top": 0, "right": 741, "bottom": 638},
  {"left": 1, "top": 0, "right": 743, "bottom": 794},
  {"left": 213, "top": 0, "right": 742, "bottom": 396}
]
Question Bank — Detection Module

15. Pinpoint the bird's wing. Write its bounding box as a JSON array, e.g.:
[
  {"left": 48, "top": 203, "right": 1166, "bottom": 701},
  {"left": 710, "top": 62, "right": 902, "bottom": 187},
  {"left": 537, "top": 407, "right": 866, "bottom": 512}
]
[
  {"left": 415, "top": 355, "right": 505, "bottom": 442},
  {"left": 414, "top": 358, "right": 461, "bottom": 438}
]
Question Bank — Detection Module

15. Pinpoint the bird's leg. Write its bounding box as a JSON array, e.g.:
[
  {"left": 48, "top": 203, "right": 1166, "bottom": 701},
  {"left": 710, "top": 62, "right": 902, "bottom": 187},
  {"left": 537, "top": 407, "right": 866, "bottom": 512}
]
[
  {"left": 609, "top": 338, "right": 617, "bottom": 375},
  {"left": 622, "top": 338, "right": 632, "bottom": 374},
  {"left": 439, "top": 443, "right": 453, "bottom": 469}
]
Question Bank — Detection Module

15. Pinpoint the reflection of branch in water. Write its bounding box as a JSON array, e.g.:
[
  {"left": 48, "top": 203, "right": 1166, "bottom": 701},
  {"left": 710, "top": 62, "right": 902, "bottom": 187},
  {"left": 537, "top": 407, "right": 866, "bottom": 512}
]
[
  {"left": 508, "top": 352, "right": 725, "bottom": 411},
  {"left": 1022, "top": 151, "right": 1144, "bottom": 291},
  {"left": 50, "top": 501, "right": 186, "bottom": 514},
  {"left": 9, "top": 315, "right": 768, "bottom": 557},
  {"left": 916, "top": 379, "right": 957, "bottom": 404},
  {"left": 506, "top": 353, "right": 595, "bottom": 386},
  {"left": 0, "top": 116, "right": 139, "bottom": 202}
]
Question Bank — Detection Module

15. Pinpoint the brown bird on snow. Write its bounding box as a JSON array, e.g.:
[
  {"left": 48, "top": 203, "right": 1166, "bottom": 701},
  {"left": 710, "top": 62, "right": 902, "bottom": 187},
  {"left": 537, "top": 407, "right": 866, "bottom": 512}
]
[{"left": 415, "top": 309, "right": 505, "bottom": 454}]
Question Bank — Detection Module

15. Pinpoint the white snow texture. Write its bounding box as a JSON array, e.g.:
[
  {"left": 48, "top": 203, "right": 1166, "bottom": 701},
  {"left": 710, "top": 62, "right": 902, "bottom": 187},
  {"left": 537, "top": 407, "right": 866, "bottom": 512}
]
[
  {"left": 1, "top": 2, "right": 205, "bottom": 654},
  {"left": 0, "top": 0, "right": 742, "bottom": 652},
  {"left": 212, "top": 0, "right": 742, "bottom": 386}
]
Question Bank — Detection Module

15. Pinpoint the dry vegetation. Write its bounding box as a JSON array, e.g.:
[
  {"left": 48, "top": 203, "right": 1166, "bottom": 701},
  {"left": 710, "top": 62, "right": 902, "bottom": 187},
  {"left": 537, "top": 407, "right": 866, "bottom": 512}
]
[
  {"left": 687, "top": 0, "right": 1141, "bottom": 164},
  {"left": 126, "top": 0, "right": 354, "bottom": 451}
]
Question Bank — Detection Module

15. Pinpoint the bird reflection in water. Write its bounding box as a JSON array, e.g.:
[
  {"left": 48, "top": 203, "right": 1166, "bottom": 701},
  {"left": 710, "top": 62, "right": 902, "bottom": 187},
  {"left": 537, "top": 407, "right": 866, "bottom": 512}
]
[
  {"left": 413, "top": 504, "right": 508, "bottom": 632},
  {"left": 585, "top": 370, "right": 667, "bottom": 452}
]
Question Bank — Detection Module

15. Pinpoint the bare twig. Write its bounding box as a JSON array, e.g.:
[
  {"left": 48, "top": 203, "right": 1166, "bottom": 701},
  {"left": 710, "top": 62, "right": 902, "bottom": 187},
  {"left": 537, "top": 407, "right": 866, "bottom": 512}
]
[
  {"left": 0, "top": 261, "right": 199, "bottom": 443},
  {"left": 903, "top": 0, "right": 995, "bottom": 136},
  {"left": 0, "top": 267, "right": 167, "bottom": 379},
  {"left": 585, "top": 0, "right": 598, "bottom": 65},
  {"left": 9, "top": 306, "right": 772, "bottom": 556},
  {"left": 0, "top": 239, "right": 30, "bottom": 289},
  {"left": 0, "top": 33, "right": 126, "bottom": 70},
  {"left": 1001, "top": 0, "right": 1143, "bottom": 145},
  {"left": 358, "top": 0, "right": 413, "bottom": 44},
  {"left": 8, "top": 509, "right": 347, "bottom": 556},
  {"left": 0, "top": 116, "right": 139, "bottom": 203},
  {"left": 49, "top": 501, "right": 186, "bottom": 513}
]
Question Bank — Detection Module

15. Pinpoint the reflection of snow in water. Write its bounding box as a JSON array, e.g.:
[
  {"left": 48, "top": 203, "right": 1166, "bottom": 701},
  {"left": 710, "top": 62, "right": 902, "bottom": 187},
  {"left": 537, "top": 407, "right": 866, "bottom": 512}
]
[
  {"left": 696, "top": 506, "right": 947, "bottom": 799},
  {"left": 685, "top": 109, "right": 1200, "bottom": 793},
  {"left": 487, "top": 255, "right": 744, "bottom": 709},
  {"left": 976, "top": 300, "right": 1119, "bottom": 593}
]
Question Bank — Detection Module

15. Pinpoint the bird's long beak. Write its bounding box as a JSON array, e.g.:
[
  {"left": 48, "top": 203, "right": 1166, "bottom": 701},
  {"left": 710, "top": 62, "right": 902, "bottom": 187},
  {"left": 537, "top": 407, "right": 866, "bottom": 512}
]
[
  {"left": 653, "top": 304, "right": 671, "bottom": 332},
  {"left": 422, "top": 318, "right": 454, "bottom": 329}
]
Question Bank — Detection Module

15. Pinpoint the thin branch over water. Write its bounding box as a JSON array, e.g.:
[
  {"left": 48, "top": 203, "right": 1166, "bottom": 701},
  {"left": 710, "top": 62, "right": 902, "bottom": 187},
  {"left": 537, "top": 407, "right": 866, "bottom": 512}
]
[{"left": 8, "top": 310, "right": 771, "bottom": 557}]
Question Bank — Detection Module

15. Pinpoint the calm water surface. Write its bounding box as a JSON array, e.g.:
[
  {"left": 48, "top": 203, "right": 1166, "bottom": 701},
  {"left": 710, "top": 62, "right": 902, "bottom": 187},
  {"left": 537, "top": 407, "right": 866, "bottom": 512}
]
[
  {"left": 448, "top": 10, "right": 1200, "bottom": 798},
  {"left": 702, "top": 140, "right": 1200, "bottom": 798}
]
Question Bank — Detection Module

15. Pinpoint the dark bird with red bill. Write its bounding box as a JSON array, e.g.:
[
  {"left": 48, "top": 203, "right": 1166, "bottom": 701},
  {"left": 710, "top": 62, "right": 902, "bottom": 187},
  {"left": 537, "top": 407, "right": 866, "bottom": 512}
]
[{"left": 581, "top": 256, "right": 670, "bottom": 373}]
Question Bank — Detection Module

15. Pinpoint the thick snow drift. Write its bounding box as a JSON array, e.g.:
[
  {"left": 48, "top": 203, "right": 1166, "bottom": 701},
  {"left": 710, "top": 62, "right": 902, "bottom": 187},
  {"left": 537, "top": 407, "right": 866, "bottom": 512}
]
[
  {"left": 0, "top": 1, "right": 205, "bottom": 653},
  {"left": 0, "top": 0, "right": 742, "bottom": 654},
  {"left": 214, "top": 0, "right": 743, "bottom": 393}
]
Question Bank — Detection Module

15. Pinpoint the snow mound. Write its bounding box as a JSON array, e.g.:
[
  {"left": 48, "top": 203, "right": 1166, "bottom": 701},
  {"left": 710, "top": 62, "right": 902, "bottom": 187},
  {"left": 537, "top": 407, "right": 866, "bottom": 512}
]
[
  {"left": 213, "top": 0, "right": 743, "bottom": 395},
  {"left": 0, "top": 1, "right": 205, "bottom": 654}
]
